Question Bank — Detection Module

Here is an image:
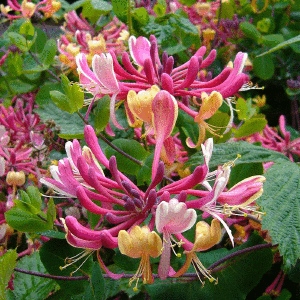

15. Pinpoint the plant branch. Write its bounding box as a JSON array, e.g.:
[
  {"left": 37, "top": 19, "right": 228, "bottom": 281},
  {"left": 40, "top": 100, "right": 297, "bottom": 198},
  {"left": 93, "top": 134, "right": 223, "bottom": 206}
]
[
  {"left": 28, "top": 50, "right": 61, "bottom": 82},
  {"left": 14, "top": 243, "right": 276, "bottom": 281}
]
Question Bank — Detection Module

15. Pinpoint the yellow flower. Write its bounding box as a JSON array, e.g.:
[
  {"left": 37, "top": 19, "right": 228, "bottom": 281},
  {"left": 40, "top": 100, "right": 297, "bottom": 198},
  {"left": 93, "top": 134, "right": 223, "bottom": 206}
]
[
  {"left": 174, "top": 220, "right": 221, "bottom": 284},
  {"left": 187, "top": 91, "right": 223, "bottom": 148},
  {"left": 118, "top": 226, "right": 162, "bottom": 290},
  {"left": 127, "top": 85, "right": 160, "bottom": 126}
]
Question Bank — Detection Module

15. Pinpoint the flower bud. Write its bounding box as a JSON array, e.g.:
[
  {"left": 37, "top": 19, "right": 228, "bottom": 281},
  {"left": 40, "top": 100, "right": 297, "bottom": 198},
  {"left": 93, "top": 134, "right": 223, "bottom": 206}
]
[{"left": 6, "top": 171, "right": 26, "bottom": 187}]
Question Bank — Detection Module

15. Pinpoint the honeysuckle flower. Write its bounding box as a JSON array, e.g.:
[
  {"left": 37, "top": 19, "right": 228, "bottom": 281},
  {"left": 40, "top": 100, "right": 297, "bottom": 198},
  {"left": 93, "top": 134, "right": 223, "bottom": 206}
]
[
  {"left": 186, "top": 91, "right": 223, "bottom": 148},
  {"left": 58, "top": 13, "right": 127, "bottom": 73},
  {"left": 155, "top": 198, "right": 197, "bottom": 279},
  {"left": 174, "top": 219, "right": 221, "bottom": 284},
  {"left": 241, "top": 115, "right": 300, "bottom": 162},
  {"left": 2, "top": 0, "right": 61, "bottom": 20},
  {"left": 76, "top": 34, "right": 249, "bottom": 132},
  {"left": 118, "top": 225, "right": 162, "bottom": 289}
]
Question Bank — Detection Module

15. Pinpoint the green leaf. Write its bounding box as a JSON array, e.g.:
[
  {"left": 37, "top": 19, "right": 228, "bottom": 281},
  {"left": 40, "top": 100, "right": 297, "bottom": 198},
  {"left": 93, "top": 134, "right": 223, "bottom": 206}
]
[
  {"left": 69, "top": 83, "right": 84, "bottom": 112},
  {"left": 185, "top": 141, "right": 289, "bottom": 170},
  {"left": 36, "top": 230, "right": 66, "bottom": 239},
  {"left": 253, "top": 54, "right": 275, "bottom": 80},
  {"left": 137, "top": 154, "right": 154, "bottom": 186},
  {"left": 7, "top": 52, "right": 23, "bottom": 77},
  {"left": 234, "top": 117, "right": 267, "bottom": 138},
  {"left": 47, "top": 198, "right": 56, "bottom": 225},
  {"left": 132, "top": 7, "right": 150, "bottom": 26},
  {"left": 228, "top": 162, "right": 264, "bottom": 188},
  {"left": 105, "top": 139, "right": 150, "bottom": 176},
  {"left": 146, "top": 235, "right": 272, "bottom": 300},
  {"left": 7, "top": 32, "right": 28, "bottom": 52},
  {"left": 0, "top": 249, "right": 17, "bottom": 300},
  {"left": 91, "top": 0, "right": 112, "bottom": 11},
  {"left": 262, "top": 34, "right": 285, "bottom": 48},
  {"left": 240, "top": 22, "right": 262, "bottom": 42},
  {"left": 111, "top": 0, "right": 127, "bottom": 23},
  {"left": 206, "top": 111, "right": 232, "bottom": 143},
  {"left": 26, "top": 186, "right": 42, "bottom": 211},
  {"left": 94, "top": 96, "right": 110, "bottom": 132},
  {"left": 19, "top": 21, "right": 34, "bottom": 38},
  {"left": 177, "top": 0, "right": 197, "bottom": 7},
  {"left": 276, "top": 289, "right": 292, "bottom": 300},
  {"left": 236, "top": 98, "right": 256, "bottom": 121},
  {"left": 258, "top": 160, "right": 300, "bottom": 270},
  {"left": 50, "top": 91, "right": 72, "bottom": 113},
  {"left": 40, "top": 39, "right": 57, "bottom": 68},
  {"left": 13, "top": 252, "right": 57, "bottom": 300},
  {"left": 85, "top": 262, "right": 105, "bottom": 300},
  {"left": 257, "top": 34, "right": 300, "bottom": 56},
  {"left": 35, "top": 82, "right": 62, "bottom": 106},
  {"left": 8, "top": 79, "right": 36, "bottom": 95},
  {"left": 35, "top": 102, "right": 90, "bottom": 139},
  {"left": 39, "top": 239, "right": 92, "bottom": 295},
  {"left": 5, "top": 208, "right": 52, "bottom": 232},
  {"left": 153, "top": 4, "right": 166, "bottom": 17}
]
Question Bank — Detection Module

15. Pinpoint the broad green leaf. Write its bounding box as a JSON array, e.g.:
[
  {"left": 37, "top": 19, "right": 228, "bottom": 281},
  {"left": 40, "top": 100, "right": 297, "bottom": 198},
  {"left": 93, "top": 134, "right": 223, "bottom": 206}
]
[
  {"left": 137, "top": 154, "right": 154, "bottom": 186},
  {"left": 262, "top": 34, "right": 285, "bottom": 48},
  {"left": 257, "top": 34, "right": 300, "bottom": 56},
  {"left": 35, "top": 102, "right": 93, "bottom": 139},
  {"left": 105, "top": 139, "right": 150, "bottom": 175},
  {"left": 13, "top": 252, "right": 57, "bottom": 300},
  {"left": 8, "top": 79, "right": 36, "bottom": 95},
  {"left": 234, "top": 117, "right": 267, "bottom": 138},
  {"left": 35, "top": 82, "right": 62, "bottom": 106},
  {"left": 40, "top": 39, "right": 57, "bottom": 68},
  {"left": 253, "top": 54, "right": 275, "bottom": 80},
  {"left": 114, "top": 248, "right": 140, "bottom": 272},
  {"left": 50, "top": 91, "right": 72, "bottom": 113},
  {"left": 5, "top": 207, "right": 52, "bottom": 232},
  {"left": 240, "top": 22, "right": 262, "bottom": 42},
  {"left": 69, "top": 83, "right": 84, "bottom": 112},
  {"left": 185, "top": 141, "right": 289, "bottom": 170},
  {"left": 39, "top": 239, "right": 92, "bottom": 295},
  {"left": 236, "top": 98, "right": 256, "bottom": 121},
  {"left": 91, "top": 0, "right": 112, "bottom": 11},
  {"left": 7, "top": 53, "right": 23, "bottom": 77},
  {"left": 19, "top": 21, "right": 34, "bottom": 38},
  {"left": 153, "top": 4, "right": 166, "bottom": 17},
  {"left": 94, "top": 96, "right": 110, "bottom": 132},
  {"left": 7, "top": 32, "right": 28, "bottom": 52},
  {"left": 132, "top": 7, "right": 150, "bottom": 26},
  {"left": 85, "top": 262, "right": 105, "bottom": 300},
  {"left": 228, "top": 162, "right": 264, "bottom": 188},
  {"left": 111, "top": 0, "right": 127, "bottom": 23},
  {"left": 258, "top": 161, "right": 300, "bottom": 270},
  {"left": 26, "top": 186, "right": 42, "bottom": 211},
  {"left": 146, "top": 235, "right": 272, "bottom": 300},
  {"left": 0, "top": 249, "right": 17, "bottom": 300}
]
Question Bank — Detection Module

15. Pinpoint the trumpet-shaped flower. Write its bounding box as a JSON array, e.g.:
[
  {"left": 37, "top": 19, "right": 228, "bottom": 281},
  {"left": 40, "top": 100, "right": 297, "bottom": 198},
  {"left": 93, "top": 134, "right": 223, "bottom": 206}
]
[
  {"left": 76, "top": 34, "right": 249, "bottom": 132},
  {"left": 187, "top": 91, "right": 223, "bottom": 148},
  {"left": 118, "top": 226, "right": 162, "bottom": 289},
  {"left": 174, "top": 220, "right": 221, "bottom": 284},
  {"left": 155, "top": 198, "right": 197, "bottom": 279}
]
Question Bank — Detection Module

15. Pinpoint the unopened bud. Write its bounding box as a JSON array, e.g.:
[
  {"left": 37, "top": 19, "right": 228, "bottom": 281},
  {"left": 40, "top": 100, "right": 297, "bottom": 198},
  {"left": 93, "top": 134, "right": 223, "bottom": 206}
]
[{"left": 6, "top": 171, "right": 26, "bottom": 186}]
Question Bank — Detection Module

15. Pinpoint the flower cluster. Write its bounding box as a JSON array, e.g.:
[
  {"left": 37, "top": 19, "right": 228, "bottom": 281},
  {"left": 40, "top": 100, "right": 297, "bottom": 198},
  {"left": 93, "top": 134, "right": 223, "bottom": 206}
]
[
  {"left": 41, "top": 125, "right": 265, "bottom": 288},
  {"left": 1, "top": 0, "right": 61, "bottom": 20},
  {"left": 58, "top": 12, "right": 129, "bottom": 73}
]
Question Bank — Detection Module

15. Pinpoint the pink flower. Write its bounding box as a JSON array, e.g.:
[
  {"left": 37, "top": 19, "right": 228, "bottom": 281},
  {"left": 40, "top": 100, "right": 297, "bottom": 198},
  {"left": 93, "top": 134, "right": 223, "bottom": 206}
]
[{"left": 155, "top": 198, "right": 197, "bottom": 279}]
